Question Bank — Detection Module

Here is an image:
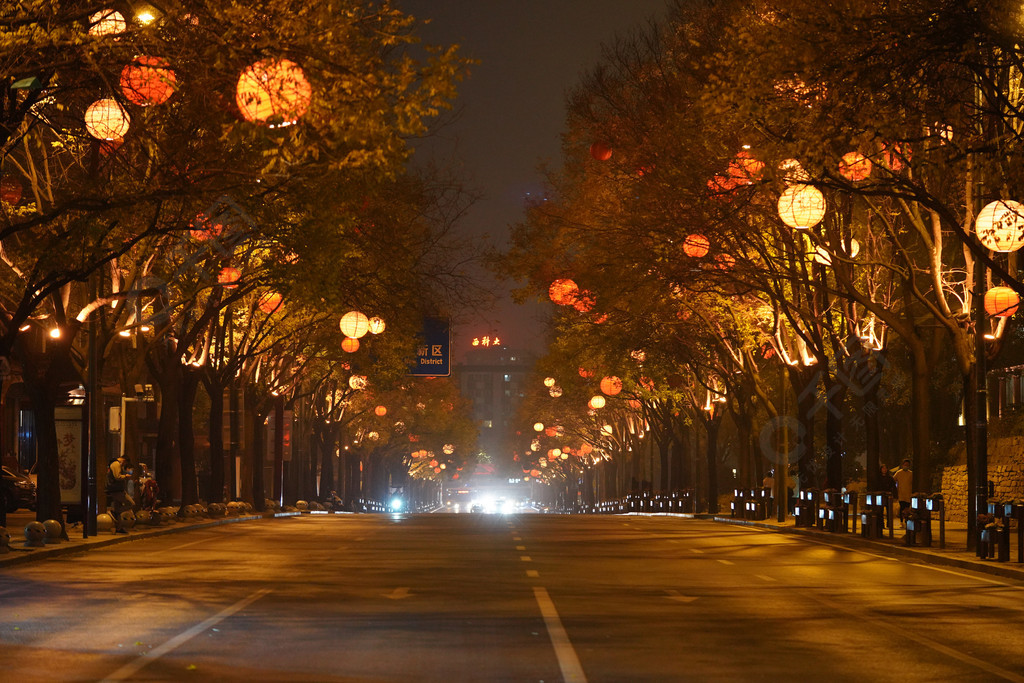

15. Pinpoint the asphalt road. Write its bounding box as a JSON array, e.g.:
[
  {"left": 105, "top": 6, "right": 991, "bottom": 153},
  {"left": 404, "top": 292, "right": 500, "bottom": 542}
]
[{"left": 2, "top": 513, "right": 1024, "bottom": 682}]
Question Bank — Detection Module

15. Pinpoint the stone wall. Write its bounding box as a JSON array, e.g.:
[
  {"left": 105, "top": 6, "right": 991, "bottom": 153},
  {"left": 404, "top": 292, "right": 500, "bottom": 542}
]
[{"left": 941, "top": 437, "right": 1024, "bottom": 522}]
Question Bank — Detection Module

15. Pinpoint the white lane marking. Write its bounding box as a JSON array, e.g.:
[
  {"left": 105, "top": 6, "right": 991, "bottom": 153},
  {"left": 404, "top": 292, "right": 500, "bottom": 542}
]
[
  {"left": 513, "top": 536, "right": 523, "bottom": 542},
  {"left": 690, "top": 548, "right": 704, "bottom": 555},
  {"left": 911, "top": 563, "right": 1024, "bottom": 591},
  {"left": 533, "top": 587, "right": 587, "bottom": 683},
  {"left": 526, "top": 570, "right": 539, "bottom": 578},
  {"left": 521, "top": 556, "right": 532, "bottom": 562},
  {"left": 383, "top": 587, "right": 412, "bottom": 600},
  {"left": 664, "top": 589, "right": 698, "bottom": 603},
  {"left": 516, "top": 545, "right": 527, "bottom": 551},
  {"left": 99, "top": 588, "right": 272, "bottom": 682},
  {"left": 716, "top": 559, "right": 734, "bottom": 565},
  {"left": 755, "top": 574, "right": 777, "bottom": 582}
]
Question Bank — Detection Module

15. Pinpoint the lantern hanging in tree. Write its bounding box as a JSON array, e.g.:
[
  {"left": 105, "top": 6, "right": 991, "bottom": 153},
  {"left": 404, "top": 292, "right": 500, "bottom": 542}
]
[
  {"left": 218, "top": 266, "right": 241, "bottom": 286},
  {"left": 600, "top": 376, "right": 622, "bottom": 396},
  {"left": 985, "top": 286, "right": 1020, "bottom": 317},
  {"left": 339, "top": 310, "right": 369, "bottom": 338},
  {"left": 190, "top": 213, "right": 223, "bottom": 240},
  {"left": 573, "top": 290, "right": 595, "bottom": 313},
  {"left": 543, "top": 377, "right": 556, "bottom": 388},
  {"left": 120, "top": 56, "right": 176, "bottom": 106},
  {"left": 590, "top": 142, "right": 612, "bottom": 161},
  {"left": 349, "top": 375, "right": 367, "bottom": 391},
  {"left": 0, "top": 176, "right": 22, "bottom": 206},
  {"left": 549, "top": 278, "right": 579, "bottom": 305},
  {"left": 815, "top": 239, "right": 860, "bottom": 265},
  {"left": 683, "top": 234, "right": 710, "bottom": 258},
  {"left": 85, "top": 98, "right": 130, "bottom": 141},
  {"left": 533, "top": 422, "right": 544, "bottom": 432},
  {"left": 778, "top": 184, "right": 826, "bottom": 229},
  {"left": 976, "top": 200, "right": 1024, "bottom": 252},
  {"left": 549, "top": 386, "right": 563, "bottom": 398},
  {"left": 341, "top": 337, "right": 360, "bottom": 353},
  {"left": 715, "top": 254, "right": 736, "bottom": 271},
  {"left": 368, "top": 316, "right": 386, "bottom": 334},
  {"left": 880, "top": 142, "right": 911, "bottom": 171},
  {"left": 779, "top": 158, "right": 810, "bottom": 184},
  {"left": 89, "top": 9, "right": 126, "bottom": 36},
  {"left": 258, "top": 292, "right": 283, "bottom": 314},
  {"left": 374, "top": 405, "right": 387, "bottom": 417},
  {"left": 589, "top": 395, "right": 606, "bottom": 410},
  {"left": 839, "top": 152, "right": 871, "bottom": 181},
  {"left": 236, "top": 58, "right": 312, "bottom": 125},
  {"left": 727, "top": 151, "right": 764, "bottom": 184}
]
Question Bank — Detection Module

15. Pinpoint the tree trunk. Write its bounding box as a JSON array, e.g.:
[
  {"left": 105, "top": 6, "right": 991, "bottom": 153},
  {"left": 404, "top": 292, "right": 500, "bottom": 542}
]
[
  {"left": 177, "top": 367, "right": 200, "bottom": 508},
  {"left": 206, "top": 379, "right": 225, "bottom": 504},
  {"left": 705, "top": 416, "right": 720, "bottom": 514}
]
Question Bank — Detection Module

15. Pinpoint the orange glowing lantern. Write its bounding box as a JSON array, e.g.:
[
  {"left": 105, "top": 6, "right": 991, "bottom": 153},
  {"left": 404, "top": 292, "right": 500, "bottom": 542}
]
[
  {"left": 715, "top": 254, "right": 736, "bottom": 270},
  {"left": 258, "top": 292, "right": 283, "bottom": 314},
  {"left": 778, "top": 184, "right": 826, "bottom": 229},
  {"left": 375, "top": 405, "right": 387, "bottom": 417},
  {"left": 120, "top": 56, "right": 176, "bottom": 106},
  {"left": 218, "top": 267, "right": 241, "bottom": 286},
  {"left": 683, "top": 234, "right": 710, "bottom": 258},
  {"left": 578, "top": 367, "right": 594, "bottom": 379},
  {"left": 880, "top": 142, "right": 911, "bottom": 171},
  {"left": 339, "top": 311, "right": 369, "bottom": 338},
  {"left": 590, "top": 142, "right": 612, "bottom": 161},
  {"left": 727, "top": 151, "right": 764, "bottom": 184},
  {"left": 977, "top": 200, "right": 1024, "bottom": 252},
  {"left": 549, "top": 278, "right": 579, "bottom": 305},
  {"left": 707, "top": 174, "right": 738, "bottom": 197},
  {"left": 84, "top": 98, "right": 130, "bottom": 141},
  {"left": 600, "top": 376, "right": 622, "bottom": 396},
  {"left": 544, "top": 426, "right": 557, "bottom": 437},
  {"left": 530, "top": 469, "right": 541, "bottom": 478},
  {"left": 236, "top": 59, "right": 312, "bottom": 125},
  {"left": 985, "top": 286, "right": 1020, "bottom": 317},
  {"left": 341, "top": 337, "right": 360, "bottom": 353},
  {"left": 839, "top": 152, "right": 871, "bottom": 181},
  {"left": 0, "top": 176, "right": 22, "bottom": 206},
  {"left": 190, "top": 213, "right": 223, "bottom": 241},
  {"left": 573, "top": 290, "right": 596, "bottom": 313}
]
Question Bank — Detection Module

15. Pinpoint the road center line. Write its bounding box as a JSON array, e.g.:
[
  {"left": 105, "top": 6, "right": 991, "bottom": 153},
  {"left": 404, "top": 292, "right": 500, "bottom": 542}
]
[
  {"left": 99, "top": 588, "right": 272, "bottom": 682},
  {"left": 533, "top": 587, "right": 587, "bottom": 683},
  {"left": 151, "top": 536, "right": 220, "bottom": 555}
]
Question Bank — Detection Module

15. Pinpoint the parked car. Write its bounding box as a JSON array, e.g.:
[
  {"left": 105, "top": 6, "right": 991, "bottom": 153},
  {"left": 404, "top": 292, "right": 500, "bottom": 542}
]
[{"left": 1, "top": 466, "right": 36, "bottom": 513}]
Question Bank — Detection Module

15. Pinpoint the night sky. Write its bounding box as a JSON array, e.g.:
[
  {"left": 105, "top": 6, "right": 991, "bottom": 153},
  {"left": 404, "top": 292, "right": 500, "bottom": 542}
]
[{"left": 399, "top": 0, "right": 670, "bottom": 361}]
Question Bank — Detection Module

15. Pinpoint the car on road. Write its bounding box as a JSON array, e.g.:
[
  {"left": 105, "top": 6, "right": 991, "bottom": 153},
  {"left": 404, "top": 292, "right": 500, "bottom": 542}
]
[{"left": 1, "top": 466, "right": 36, "bottom": 513}]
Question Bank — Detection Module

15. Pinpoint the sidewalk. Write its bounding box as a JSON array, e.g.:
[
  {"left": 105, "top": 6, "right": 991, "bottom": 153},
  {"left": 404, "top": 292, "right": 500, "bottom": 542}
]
[
  {"left": 705, "top": 511, "right": 1024, "bottom": 583},
  {"left": 0, "top": 509, "right": 304, "bottom": 569}
]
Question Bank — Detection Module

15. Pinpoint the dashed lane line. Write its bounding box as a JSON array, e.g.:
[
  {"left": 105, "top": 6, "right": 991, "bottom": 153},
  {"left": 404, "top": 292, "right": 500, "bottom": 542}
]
[{"left": 533, "top": 587, "right": 587, "bottom": 683}]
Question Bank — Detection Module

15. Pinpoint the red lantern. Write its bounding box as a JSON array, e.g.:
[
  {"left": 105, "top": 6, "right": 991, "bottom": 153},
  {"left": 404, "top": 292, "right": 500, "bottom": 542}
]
[
  {"left": 190, "top": 213, "right": 223, "bottom": 241},
  {"left": 683, "top": 234, "right": 710, "bottom": 258},
  {"left": 549, "top": 278, "right": 579, "bottom": 305},
  {"left": 985, "top": 286, "right": 1020, "bottom": 317},
  {"left": 120, "top": 56, "right": 176, "bottom": 106},
  {"left": 715, "top": 254, "right": 736, "bottom": 270},
  {"left": 839, "top": 152, "right": 871, "bottom": 181},
  {"left": 341, "top": 337, "right": 360, "bottom": 353},
  {"left": 727, "top": 151, "right": 764, "bottom": 184},
  {"left": 707, "top": 174, "right": 738, "bottom": 197},
  {"left": 218, "top": 267, "right": 241, "bottom": 286},
  {"left": 259, "top": 292, "right": 283, "bottom": 313},
  {"left": 530, "top": 469, "right": 541, "bottom": 478},
  {"left": 236, "top": 59, "right": 312, "bottom": 125},
  {"left": 374, "top": 405, "right": 387, "bottom": 416},
  {"left": 881, "top": 142, "right": 911, "bottom": 171},
  {"left": 452, "top": 473, "right": 459, "bottom": 480},
  {"left": 600, "top": 376, "right": 622, "bottom": 396},
  {"left": 590, "top": 142, "right": 612, "bottom": 161},
  {"left": 544, "top": 426, "right": 557, "bottom": 437},
  {"left": 434, "top": 467, "right": 441, "bottom": 474},
  {"left": 0, "top": 176, "right": 22, "bottom": 206},
  {"left": 578, "top": 367, "right": 594, "bottom": 379},
  {"left": 573, "top": 290, "right": 595, "bottom": 313}
]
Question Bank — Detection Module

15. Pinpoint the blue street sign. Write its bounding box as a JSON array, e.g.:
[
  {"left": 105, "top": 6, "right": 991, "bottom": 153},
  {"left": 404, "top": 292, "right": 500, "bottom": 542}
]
[{"left": 410, "top": 317, "right": 450, "bottom": 376}]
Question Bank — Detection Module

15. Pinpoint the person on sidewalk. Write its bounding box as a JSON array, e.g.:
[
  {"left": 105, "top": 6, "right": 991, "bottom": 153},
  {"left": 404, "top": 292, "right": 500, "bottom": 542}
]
[
  {"left": 105, "top": 454, "right": 134, "bottom": 534},
  {"left": 878, "top": 464, "right": 898, "bottom": 529},
  {"left": 892, "top": 459, "right": 913, "bottom": 528}
]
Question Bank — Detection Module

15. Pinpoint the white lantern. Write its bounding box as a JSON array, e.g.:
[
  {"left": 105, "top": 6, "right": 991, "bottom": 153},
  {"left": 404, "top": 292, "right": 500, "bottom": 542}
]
[
  {"left": 533, "top": 422, "right": 544, "bottom": 432},
  {"left": 84, "top": 98, "right": 130, "bottom": 140},
  {"left": 589, "top": 395, "right": 606, "bottom": 410},
  {"left": 977, "top": 200, "right": 1024, "bottom": 252},
  {"left": 368, "top": 316, "right": 386, "bottom": 334},
  {"left": 89, "top": 9, "right": 126, "bottom": 36},
  {"left": 348, "top": 375, "right": 367, "bottom": 391},
  {"left": 549, "top": 386, "right": 563, "bottom": 398},
  {"left": 543, "top": 377, "right": 556, "bottom": 387},
  {"left": 778, "top": 184, "right": 826, "bottom": 229},
  {"left": 600, "top": 424, "right": 613, "bottom": 436},
  {"left": 339, "top": 311, "right": 369, "bottom": 338}
]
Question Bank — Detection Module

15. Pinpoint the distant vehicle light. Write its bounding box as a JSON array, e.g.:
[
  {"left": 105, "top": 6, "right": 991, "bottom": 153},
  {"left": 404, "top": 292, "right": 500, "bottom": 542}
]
[{"left": 390, "top": 498, "right": 404, "bottom": 511}]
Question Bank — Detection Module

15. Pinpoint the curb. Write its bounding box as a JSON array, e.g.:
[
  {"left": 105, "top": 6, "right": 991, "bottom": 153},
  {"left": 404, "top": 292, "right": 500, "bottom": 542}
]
[
  {"left": 706, "top": 513, "right": 1024, "bottom": 583},
  {"left": 0, "top": 511, "right": 302, "bottom": 568}
]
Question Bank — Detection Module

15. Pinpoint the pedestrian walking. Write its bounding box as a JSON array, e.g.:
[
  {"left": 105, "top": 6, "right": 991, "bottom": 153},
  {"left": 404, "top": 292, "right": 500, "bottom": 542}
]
[
  {"left": 892, "top": 459, "right": 913, "bottom": 528},
  {"left": 105, "top": 454, "right": 134, "bottom": 534},
  {"left": 878, "top": 464, "right": 898, "bottom": 528}
]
